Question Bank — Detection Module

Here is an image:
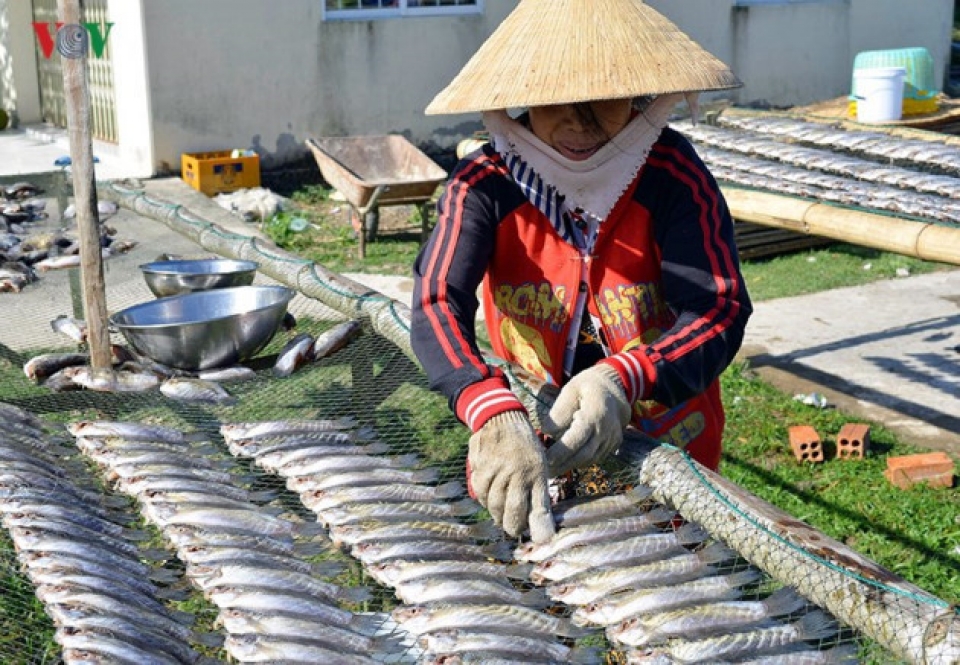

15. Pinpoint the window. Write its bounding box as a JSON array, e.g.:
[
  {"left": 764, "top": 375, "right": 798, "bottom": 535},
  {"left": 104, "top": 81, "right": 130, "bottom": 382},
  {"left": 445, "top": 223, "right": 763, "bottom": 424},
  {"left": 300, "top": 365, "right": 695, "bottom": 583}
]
[{"left": 324, "top": 0, "right": 482, "bottom": 20}]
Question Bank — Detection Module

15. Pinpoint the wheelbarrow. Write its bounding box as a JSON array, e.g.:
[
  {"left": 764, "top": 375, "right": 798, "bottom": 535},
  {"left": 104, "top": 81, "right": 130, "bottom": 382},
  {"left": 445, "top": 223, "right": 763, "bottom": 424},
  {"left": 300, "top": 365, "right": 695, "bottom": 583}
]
[{"left": 306, "top": 135, "right": 448, "bottom": 258}]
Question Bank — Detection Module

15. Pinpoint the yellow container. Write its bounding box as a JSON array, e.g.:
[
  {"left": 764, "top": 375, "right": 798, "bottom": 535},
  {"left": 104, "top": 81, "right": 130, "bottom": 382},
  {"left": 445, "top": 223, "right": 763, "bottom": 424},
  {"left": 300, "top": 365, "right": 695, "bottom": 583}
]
[{"left": 181, "top": 150, "right": 260, "bottom": 196}]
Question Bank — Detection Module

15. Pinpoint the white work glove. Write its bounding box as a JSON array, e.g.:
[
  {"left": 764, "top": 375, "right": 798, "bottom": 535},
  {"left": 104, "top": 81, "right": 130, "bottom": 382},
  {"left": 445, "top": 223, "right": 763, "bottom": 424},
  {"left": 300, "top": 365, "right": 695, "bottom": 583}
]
[
  {"left": 467, "top": 411, "right": 556, "bottom": 543},
  {"left": 541, "top": 364, "right": 633, "bottom": 477}
]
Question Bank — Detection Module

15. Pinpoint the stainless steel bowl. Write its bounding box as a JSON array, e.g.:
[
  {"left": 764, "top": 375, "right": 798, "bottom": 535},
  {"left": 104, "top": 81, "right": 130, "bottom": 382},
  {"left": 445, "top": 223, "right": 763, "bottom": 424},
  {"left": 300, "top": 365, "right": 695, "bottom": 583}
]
[
  {"left": 139, "top": 259, "right": 259, "bottom": 298},
  {"left": 110, "top": 285, "right": 295, "bottom": 370}
]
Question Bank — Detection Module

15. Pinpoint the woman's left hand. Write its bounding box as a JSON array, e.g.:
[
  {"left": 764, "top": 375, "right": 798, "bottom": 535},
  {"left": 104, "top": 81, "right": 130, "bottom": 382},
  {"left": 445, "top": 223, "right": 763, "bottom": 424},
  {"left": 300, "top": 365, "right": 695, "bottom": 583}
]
[{"left": 541, "top": 364, "right": 632, "bottom": 476}]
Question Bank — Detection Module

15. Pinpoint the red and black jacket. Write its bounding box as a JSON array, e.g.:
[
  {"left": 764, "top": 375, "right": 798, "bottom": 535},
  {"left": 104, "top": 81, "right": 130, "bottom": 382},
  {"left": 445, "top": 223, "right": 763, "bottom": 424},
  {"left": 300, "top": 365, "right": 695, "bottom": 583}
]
[{"left": 412, "top": 128, "right": 752, "bottom": 470}]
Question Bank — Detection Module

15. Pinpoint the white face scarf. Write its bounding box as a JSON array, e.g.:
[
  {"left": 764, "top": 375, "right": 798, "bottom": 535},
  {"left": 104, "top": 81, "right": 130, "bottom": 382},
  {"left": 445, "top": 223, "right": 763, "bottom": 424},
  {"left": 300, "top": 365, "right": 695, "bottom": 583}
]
[{"left": 482, "top": 93, "right": 692, "bottom": 221}]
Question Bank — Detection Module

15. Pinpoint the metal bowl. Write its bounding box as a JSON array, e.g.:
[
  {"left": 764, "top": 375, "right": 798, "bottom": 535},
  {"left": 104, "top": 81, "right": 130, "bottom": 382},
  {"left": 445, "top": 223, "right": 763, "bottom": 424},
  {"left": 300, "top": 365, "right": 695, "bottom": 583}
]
[
  {"left": 109, "top": 285, "right": 295, "bottom": 370},
  {"left": 139, "top": 259, "right": 259, "bottom": 298}
]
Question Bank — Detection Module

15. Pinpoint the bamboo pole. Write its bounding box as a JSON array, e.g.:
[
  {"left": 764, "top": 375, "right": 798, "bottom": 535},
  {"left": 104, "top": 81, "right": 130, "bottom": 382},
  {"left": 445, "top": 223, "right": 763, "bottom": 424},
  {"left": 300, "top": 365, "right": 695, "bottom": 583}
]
[
  {"left": 722, "top": 187, "right": 960, "bottom": 266},
  {"left": 60, "top": 0, "right": 111, "bottom": 369}
]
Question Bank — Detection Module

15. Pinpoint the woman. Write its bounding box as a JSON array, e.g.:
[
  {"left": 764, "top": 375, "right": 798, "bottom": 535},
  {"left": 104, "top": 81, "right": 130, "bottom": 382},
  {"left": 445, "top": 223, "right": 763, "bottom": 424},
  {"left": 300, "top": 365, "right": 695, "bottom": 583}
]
[{"left": 411, "top": 0, "right": 752, "bottom": 543}]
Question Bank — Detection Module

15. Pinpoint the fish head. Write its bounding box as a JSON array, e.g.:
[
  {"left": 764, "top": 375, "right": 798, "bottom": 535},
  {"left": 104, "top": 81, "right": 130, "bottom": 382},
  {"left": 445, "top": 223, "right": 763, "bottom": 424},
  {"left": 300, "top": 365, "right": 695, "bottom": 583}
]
[{"left": 391, "top": 605, "right": 428, "bottom": 623}]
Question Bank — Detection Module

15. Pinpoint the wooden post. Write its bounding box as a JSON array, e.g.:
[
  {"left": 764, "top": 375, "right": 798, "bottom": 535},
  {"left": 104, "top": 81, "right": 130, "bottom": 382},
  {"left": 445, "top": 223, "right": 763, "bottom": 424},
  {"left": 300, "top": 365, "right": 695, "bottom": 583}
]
[{"left": 60, "top": 0, "right": 111, "bottom": 369}]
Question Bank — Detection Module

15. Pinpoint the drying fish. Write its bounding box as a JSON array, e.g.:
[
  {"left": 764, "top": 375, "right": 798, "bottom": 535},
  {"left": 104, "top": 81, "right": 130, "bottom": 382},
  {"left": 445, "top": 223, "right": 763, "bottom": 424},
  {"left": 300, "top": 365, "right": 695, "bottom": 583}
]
[
  {"left": 296, "top": 466, "right": 438, "bottom": 492},
  {"left": 352, "top": 538, "right": 513, "bottom": 565},
  {"left": 392, "top": 603, "right": 594, "bottom": 639},
  {"left": 220, "top": 416, "right": 358, "bottom": 441},
  {"left": 188, "top": 564, "right": 370, "bottom": 603},
  {"left": 652, "top": 610, "right": 839, "bottom": 663},
  {"left": 552, "top": 485, "right": 654, "bottom": 528},
  {"left": 62, "top": 366, "right": 160, "bottom": 392},
  {"left": 206, "top": 587, "right": 364, "bottom": 629},
  {"left": 55, "top": 619, "right": 202, "bottom": 665},
  {"left": 273, "top": 331, "right": 315, "bottom": 376},
  {"left": 607, "top": 587, "right": 808, "bottom": 647},
  {"left": 313, "top": 319, "right": 363, "bottom": 359},
  {"left": 552, "top": 540, "right": 738, "bottom": 607},
  {"left": 300, "top": 479, "right": 462, "bottom": 512},
  {"left": 196, "top": 365, "right": 257, "bottom": 382},
  {"left": 178, "top": 545, "right": 341, "bottom": 578},
  {"left": 252, "top": 441, "right": 392, "bottom": 473},
  {"left": 22, "top": 352, "right": 89, "bottom": 382},
  {"left": 419, "top": 630, "right": 600, "bottom": 664},
  {"left": 395, "top": 577, "right": 548, "bottom": 608},
  {"left": 368, "top": 559, "right": 527, "bottom": 588},
  {"left": 716, "top": 643, "right": 861, "bottom": 664},
  {"left": 160, "top": 376, "right": 235, "bottom": 404},
  {"left": 281, "top": 451, "right": 421, "bottom": 479},
  {"left": 50, "top": 314, "right": 88, "bottom": 343},
  {"left": 67, "top": 420, "right": 194, "bottom": 444},
  {"left": 330, "top": 518, "right": 500, "bottom": 547},
  {"left": 516, "top": 505, "right": 677, "bottom": 563},
  {"left": 56, "top": 633, "right": 185, "bottom": 665},
  {"left": 317, "top": 497, "right": 481, "bottom": 527},
  {"left": 218, "top": 609, "right": 391, "bottom": 655},
  {"left": 224, "top": 633, "right": 381, "bottom": 665}
]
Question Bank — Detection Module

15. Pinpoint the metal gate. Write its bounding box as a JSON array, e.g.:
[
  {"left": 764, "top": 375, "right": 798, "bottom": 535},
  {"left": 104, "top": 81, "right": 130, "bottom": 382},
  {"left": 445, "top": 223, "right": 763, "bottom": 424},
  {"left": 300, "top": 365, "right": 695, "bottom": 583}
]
[{"left": 32, "top": 0, "right": 118, "bottom": 143}]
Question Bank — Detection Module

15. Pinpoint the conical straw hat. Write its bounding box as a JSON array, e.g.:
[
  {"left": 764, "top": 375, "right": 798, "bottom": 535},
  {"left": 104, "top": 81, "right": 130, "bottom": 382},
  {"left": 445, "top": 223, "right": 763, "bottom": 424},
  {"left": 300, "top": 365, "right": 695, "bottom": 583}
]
[{"left": 425, "top": 0, "right": 741, "bottom": 115}]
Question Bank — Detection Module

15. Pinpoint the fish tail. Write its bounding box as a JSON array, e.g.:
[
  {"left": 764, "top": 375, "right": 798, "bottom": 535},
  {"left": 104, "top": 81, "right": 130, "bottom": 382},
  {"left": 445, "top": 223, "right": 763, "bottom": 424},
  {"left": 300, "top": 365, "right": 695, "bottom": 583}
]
[
  {"left": 468, "top": 520, "right": 502, "bottom": 541},
  {"left": 504, "top": 562, "right": 533, "bottom": 579},
  {"left": 726, "top": 568, "right": 763, "bottom": 589},
  {"left": 412, "top": 468, "right": 441, "bottom": 484},
  {"left": 625, "top": 484, "right": 655, "bottom": 502},
  {"left": 394, "top": 453, "right": 421, "bottom": 468},
  {"left": 449, "top": 497, "right": 482, "bottom": 516},
  {"left": 293, "top": 521, "right": 328, "bottom": 539},
  {"left": 247, "top": 489, "right": 280, "bottom": 502},
  {"left": 310, "top": 561, "right": 348, "bottom": 577},
  {"left": 696, "top": 541, "right": 737, "bottom": 565},
  {"left": 362, "top": 441, "right": 391, "bottom": 455},
  {"left": 556, "top": 616, "right": 597, "bottom": 639},
  {"left": 675, "top": 521, "right": 709, "bottom": 546},
  {"left": 796, "top": 609, "right": 839, "bottom": 641},
  {"left": 646, "top": 505, "right": 679, "bottom": 523},
  {"left": 518, "top": 588, "right": 551, "bottom": 608},
  {"left": 484, "top": 539, "right": 514, "bottom": 561},
  {"left": 292, "top": 540, "right": 329, "bottom": 557},
  {"left": 435, "top": 480, "right": 465, "bottom": 499},
  {"left": 761, "top": 586, "right": 807, "bottom": 617}
]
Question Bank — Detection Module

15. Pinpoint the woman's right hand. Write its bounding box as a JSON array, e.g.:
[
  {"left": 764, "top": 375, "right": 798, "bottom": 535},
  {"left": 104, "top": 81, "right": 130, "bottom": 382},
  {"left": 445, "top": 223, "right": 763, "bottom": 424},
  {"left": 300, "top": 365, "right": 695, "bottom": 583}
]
[{"left": 467, "top": 411, "right": 556, "bottom": 543}]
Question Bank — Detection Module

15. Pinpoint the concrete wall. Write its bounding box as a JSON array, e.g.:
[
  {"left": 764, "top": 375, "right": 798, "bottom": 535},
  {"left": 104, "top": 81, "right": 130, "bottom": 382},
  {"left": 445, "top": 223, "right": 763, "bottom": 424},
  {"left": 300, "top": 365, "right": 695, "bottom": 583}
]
[
  {"left": 0, "top": 0, "right": 42, "bottom": 127},
  {"left": 142, "top": 0, "right": 515, "bottom": 173}
]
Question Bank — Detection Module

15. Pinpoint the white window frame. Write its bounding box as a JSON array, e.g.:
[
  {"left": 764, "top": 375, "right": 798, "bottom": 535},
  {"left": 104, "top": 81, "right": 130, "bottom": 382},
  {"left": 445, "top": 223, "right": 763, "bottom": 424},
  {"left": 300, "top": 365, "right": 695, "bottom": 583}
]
[{"left": 323, "top": 0, "right": 483, "bottom": 21}]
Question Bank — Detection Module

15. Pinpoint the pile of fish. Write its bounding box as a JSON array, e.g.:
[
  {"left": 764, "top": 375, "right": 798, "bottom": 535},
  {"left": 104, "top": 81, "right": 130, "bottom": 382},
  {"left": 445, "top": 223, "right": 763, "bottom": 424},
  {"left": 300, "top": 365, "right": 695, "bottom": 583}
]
[
  {"left": 0, "top": 184, "right": 131, "bottom": 293},
  {"left": 0, "top": 403, "right": 206, "bottom": 664},
  {"left": 220, "top": 417, "right": 597, "bottom": 664},
  {"left": 68, "top": 418, "right": 398, "bottom": 664}
]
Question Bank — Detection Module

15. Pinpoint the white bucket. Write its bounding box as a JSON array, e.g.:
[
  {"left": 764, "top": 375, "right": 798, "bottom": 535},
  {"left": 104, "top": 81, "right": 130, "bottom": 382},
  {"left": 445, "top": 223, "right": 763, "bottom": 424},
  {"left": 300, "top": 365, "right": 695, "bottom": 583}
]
[{"left": 854, "top": 66, "right": 906, "bottom": 123}]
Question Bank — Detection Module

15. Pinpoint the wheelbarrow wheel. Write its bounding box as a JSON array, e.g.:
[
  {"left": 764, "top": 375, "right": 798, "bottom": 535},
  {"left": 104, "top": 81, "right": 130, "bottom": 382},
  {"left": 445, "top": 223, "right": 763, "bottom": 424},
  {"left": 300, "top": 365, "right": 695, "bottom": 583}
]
[{"left": 364, "top": 209, "right": 379, "bottom": 243}]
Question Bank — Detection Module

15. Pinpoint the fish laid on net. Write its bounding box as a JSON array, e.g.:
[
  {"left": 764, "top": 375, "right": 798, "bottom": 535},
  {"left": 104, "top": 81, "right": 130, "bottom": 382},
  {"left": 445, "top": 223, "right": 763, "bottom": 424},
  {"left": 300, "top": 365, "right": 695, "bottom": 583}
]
[
  {"left": 634, "top": 444, "right": 960, "bottom": 664},
  {"left": 677, "top": 122, "right": 960, "bottom": 199},
  {"left": 0, "top": 405, "right": 205, "bottom": 665},
  {"left": 716, "top": 114, "right": 960, "bottom": 174},
  {"left": 220, "top": 418, "right": 599, "bottom": 663},
  {"left": 70, "top": 417, "right": 401, "bottom": 665}
]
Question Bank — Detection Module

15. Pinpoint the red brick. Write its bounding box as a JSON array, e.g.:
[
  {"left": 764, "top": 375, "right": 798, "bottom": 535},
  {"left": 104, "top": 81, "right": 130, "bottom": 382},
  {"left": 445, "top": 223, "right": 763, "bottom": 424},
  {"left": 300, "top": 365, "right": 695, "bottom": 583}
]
[
  {"left": 884, "top": 452, "right": 955, "bottom": 490},
  {"left": 788, "top": 425, "right": 823, "bottom": 463},
  {"left": 836, "top": 423, "right": 870, "bottom": 460}
]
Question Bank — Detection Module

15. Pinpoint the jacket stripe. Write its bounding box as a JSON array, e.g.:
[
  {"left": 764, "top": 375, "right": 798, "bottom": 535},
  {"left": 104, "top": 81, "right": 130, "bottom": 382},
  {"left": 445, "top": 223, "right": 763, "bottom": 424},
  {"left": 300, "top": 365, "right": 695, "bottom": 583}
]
[
  {"left": 419, "top": 155, "right": 499, "bottom": 374},
  {"left": 644, "top": 145, "right": 743, "bottom": 363}
]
